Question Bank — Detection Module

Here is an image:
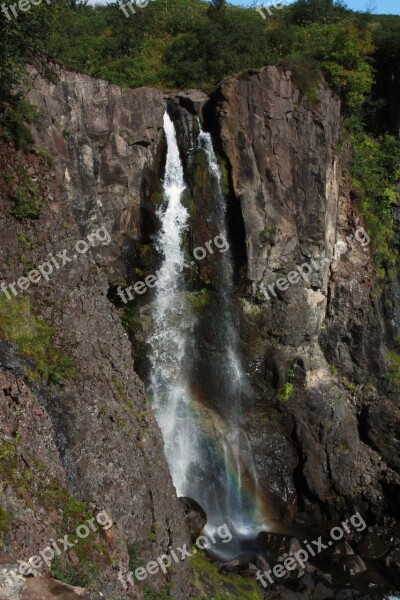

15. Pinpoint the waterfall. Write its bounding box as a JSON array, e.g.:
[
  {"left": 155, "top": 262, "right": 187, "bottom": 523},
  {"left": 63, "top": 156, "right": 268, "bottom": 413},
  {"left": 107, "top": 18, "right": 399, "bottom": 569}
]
[
  {"left": 196, "top": 126, "right": 265, "bottom": 537},
  {"left": 148, "top": 111, "right": 196, "bottom": 496},
  {"left": 149, "top": 111, "right": 269, "bottom": 558}
]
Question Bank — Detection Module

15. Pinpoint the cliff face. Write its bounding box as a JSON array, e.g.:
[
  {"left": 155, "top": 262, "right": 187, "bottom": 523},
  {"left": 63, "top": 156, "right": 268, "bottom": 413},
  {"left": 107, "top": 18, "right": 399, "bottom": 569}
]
[
  {"left": 212, "top": 67, "right": 399, "bottom": 521},
  {"left": 0, "top": 63, "right": 399, "bottom": 599},
  {"left": 0, "top": 68, "right": 191, "bottom": 600}
]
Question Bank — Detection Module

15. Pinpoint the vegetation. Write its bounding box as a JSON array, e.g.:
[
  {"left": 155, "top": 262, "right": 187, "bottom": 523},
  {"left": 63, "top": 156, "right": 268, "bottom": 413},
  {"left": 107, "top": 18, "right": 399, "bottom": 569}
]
[
  {"left": 190, "top": 552, "right": 263, "bottom": 599},
  {"left": 278, "top": 369, "right": 294, "bottom": 402},
  {"left": 0, "top": 296, "right": 74, "bottom": 384},
  {"left": 128, "top": 543, "right": 145, "bottom": 572},
  {"left": 143, "top": 588, "right": 171, "bottom": 600},
  {"left": 8, "top": 165, "right": 43, "bottom": 220},
  {"left": 349, "top": 130, "right": 400, "bottom": 278},
  {"left": 0, "top": 505, "right": 9, "bottom": 547},
  {"left": 386, "top": 351, "right": 400, "bottom": 393}
]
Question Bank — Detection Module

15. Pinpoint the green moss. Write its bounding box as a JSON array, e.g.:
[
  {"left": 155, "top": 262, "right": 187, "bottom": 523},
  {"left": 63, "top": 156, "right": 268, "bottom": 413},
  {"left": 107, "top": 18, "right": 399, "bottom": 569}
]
[
  {"left": 0, "top": 438, "right": 20, "bottom": 489},
  {"left": 0, "top": 296, "right": 74, "bottom": 385},
  {"left": 278, "top": 369, "right": 294, "bottom": 402},
  {"left": 148, "top": 521, "right": 157, "bottom": 543},
  {"left": 186, "top": 288, "right": 211, "bottom": 309},
  {"left": 190, "top": 552, "right": 263, "bottom": 600},
  {"left": 216, "top": 153, "right": 230, "bottom": 197},
  {"left": 49, "top": 559, "right": 99, "bottom": 588},
  {"left": 386, "top": 350, "right": 400, "bottom": 391},
  {"left": 34, "top": 146, "right": 53, "bottom": 166},
  {"left": 0, "top": 505, "right": 9, "bottom": 547},
  {"left": 121, "top": 304, "right": 142, "bottom": 337}
]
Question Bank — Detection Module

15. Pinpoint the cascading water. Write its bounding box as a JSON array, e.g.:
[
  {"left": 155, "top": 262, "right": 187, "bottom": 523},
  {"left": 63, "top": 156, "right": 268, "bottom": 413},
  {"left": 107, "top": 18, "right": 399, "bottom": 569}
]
[
  {"left": 149, "top": 110, "right": 271, "bottom": 559},
  {"left": 148, "top": 111, "right": 197, "bottom": 496}
]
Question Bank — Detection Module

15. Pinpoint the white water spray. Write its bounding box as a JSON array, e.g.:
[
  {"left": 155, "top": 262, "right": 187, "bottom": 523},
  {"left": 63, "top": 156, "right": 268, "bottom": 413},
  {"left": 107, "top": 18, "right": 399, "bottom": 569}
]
[{"left": 149, "top": 111, "right": 196, "bottom": 496}]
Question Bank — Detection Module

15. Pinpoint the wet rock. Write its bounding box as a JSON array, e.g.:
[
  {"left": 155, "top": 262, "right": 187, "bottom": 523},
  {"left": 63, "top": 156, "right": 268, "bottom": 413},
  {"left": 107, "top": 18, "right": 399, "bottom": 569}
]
[
  {"left": 180, "top": 497, "right": 207, "bottom": 541},
  {"left": 345, "top": 555, "right": 367, "bottom": 577},
  {"left": 334, "top": 590, "right": 362, "bottom": 600},
  {"left": 384, "top": 548, "right": 400, "bottom": 587},
  {"left": 313, "top": 580, "right": 335, "bottom": 599},
  {"left": 363, "top": 401, "right": 400, "bottom": 472},
  {"left": 358, "top": 532, "right": 389, "bottom": 561},
  {"left": 218, "top": 559, "right": 241, "bottom": 574},
  {"left": 256, "top": 554, "right": 270, "bottom": 572},
  {"left": 174, "top": 89, "right": 209, "bottom": 120},
  {"left": 255, "top": 532, "right": 292, "bottom": 560}
]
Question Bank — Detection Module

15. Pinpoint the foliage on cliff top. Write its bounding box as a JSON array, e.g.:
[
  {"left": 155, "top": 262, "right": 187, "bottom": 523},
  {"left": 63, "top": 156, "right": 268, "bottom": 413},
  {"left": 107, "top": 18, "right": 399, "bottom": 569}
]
[
  {"left": 40, "top": 0, "right": 377, "bottom": 110},
  {"left": 348, "top": 129, "right": 400, "bottom": 278}
]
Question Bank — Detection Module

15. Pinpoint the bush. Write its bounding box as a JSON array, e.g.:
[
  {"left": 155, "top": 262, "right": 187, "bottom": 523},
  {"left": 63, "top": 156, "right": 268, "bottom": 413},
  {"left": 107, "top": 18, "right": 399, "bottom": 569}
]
[
  {"left": 8, "top": 166, "right": 43, "bottom": 220},
  {"left": 349, "top": 133, "right": 400, "bottom": 277}
]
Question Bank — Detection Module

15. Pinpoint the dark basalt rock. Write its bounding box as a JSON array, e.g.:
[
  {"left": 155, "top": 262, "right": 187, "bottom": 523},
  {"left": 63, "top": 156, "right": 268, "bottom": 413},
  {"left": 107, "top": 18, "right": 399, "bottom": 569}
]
[{"left": 180, "top": 496, "right": 207, "bottom": 541}]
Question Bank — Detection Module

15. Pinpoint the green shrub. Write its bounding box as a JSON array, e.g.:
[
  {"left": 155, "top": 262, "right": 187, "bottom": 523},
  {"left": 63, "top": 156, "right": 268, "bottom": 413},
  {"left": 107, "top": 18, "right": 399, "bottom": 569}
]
[
  {"left": 349, "top": 132, "right": 400, "bottom": 278},
  {"left": 128, "top": 544, "right": 144, "bottom": 572},
  {"left": 8, "top": 166, "right": 43, "bottom": 220},
  {"left": 2, "top": 110, "right": 34, "bottom": 151},
  {"left": 49, "top": 559, "right": 99, "bottom": 588},
  {"left": 278, "top": 369, "right": 294, "bottom": 402}
]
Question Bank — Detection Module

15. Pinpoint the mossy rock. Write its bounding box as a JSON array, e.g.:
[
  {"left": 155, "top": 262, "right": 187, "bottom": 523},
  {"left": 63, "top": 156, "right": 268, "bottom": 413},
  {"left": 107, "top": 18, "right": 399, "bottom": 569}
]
[
  {"left": 0, "top": 296, "right": 74, "bottom": 385},
  {"left": 190, "top": 552, "right": 263, "bottom": 600}
]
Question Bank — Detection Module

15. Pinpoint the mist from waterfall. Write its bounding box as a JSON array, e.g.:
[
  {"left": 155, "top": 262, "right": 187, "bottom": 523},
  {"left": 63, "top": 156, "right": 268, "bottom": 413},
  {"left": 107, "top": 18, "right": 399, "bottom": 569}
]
[{"left": 149, "top": 111, "right": 268, "bottom": 556}]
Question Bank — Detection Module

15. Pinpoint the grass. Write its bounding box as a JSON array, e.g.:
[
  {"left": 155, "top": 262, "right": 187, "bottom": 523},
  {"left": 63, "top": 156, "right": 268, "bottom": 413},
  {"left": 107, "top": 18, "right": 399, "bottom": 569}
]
[
  {"left": 0, "top": 505, "right": 9, "bottom": 547},
  {"left": 0, "top": 296, "right": 74, "bottom": 384},
  {"left": 190, "top": 552, "right": 263, "bottom": 600}
]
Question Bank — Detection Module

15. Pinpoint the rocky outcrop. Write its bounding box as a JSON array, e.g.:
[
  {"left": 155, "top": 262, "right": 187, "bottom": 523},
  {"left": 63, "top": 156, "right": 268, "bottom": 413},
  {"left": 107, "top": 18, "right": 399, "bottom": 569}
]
[{"left": 26, "top": 65, "right": 165, "bottom": 279}]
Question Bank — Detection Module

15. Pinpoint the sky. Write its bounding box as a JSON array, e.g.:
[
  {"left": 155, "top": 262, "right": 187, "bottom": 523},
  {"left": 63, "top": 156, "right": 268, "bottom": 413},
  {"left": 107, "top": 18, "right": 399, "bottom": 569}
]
[
  {"left": 91, "top": 0, "right": 400, "bottom": 15},
  {"left": 230, "top": 0, "right": 400, "bottom": 13}
]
